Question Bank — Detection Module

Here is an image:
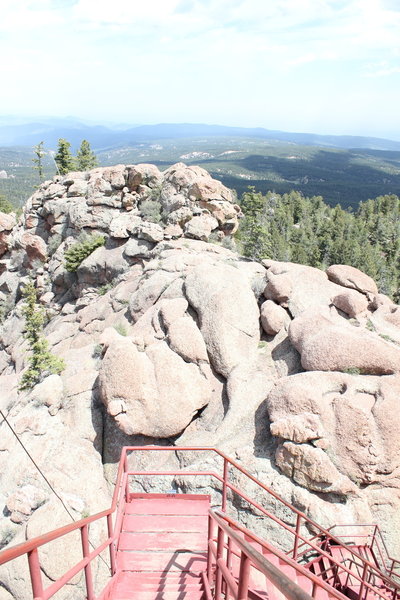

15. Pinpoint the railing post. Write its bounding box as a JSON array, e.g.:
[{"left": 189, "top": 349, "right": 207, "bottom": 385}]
[
  {"left": 28, "top": 548, "right": 44, "bottom": 600},
  {"left": 124, "top": 454, "right": 130, "bottom": 501},
  {"left": 390, "top": 558, "right": 396, "bottom": 578},
  {"left": 312, "top": 581, "right": 317, "bottom": 598},
  {"left": 357, "top": 562, "right": 369, "bottom": 600},
  {"left": 293, "top": 514, "right": 302, "bottom": 560},
  {"left": 222, "top": 458, "right": 228, "bottom": 512},
  {"left": 215, "top": 526, "right": 225, "bottom": 600},
  {"left": 372, "top": 525, "right": 378, "bottom": 550},
  {"left": 81, "top": 524, "right": 95, "bottom": 600},
  {"left": 207, "top": 514, "right": 214, "bottom": 584},
  {"left": 107, "top": 513, "right": 116, "bottom": 575},
  {"left": 237, "top": 552, "right": 251, "bottom": 600},
  {"left": 226, "top": 536, "right": 233, "bottom": 600}
]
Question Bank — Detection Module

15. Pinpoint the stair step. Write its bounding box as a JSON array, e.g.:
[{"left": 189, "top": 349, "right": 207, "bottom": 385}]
[
  {"left": 118, "top": 531, "right": 207, "bottom": 551},
  {"left": 111, "top": 570, "right": 206, "bottom": 599},
  {"left": 112, "top": 589, "right": 205, "bottom": 600},
  {"left": 296, "top": 573, "right": 314, "bottom": 595},
  {"left": 122, "top": 514, "right": 208, "bottom": 533},
  {"left": 126, "top": 494, "right": 210, "bottom": 516},
  {"left": 117, "top": 550, "right": 208, "bottom": 572}
]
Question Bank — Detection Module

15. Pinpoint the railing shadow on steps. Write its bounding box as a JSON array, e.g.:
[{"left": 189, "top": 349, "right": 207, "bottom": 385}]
[{"left": 1, "top": 446, "right": 400, "bottom": 600}]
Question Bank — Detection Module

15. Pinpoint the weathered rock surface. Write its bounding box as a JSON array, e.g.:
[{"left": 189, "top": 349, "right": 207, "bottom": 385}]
[
  {"left": 267, "top": 371, "right": 400, "bottom": 488},
  {"left": 99, "top": 337, "right": 210, "bottom": 437},
  {"left": 289, "top": 305, "right": 400, "bottom": 374},
  {"left": 185, "top": 263, "right": 260, "bottom": 378},
  {"left": 260, "top": 299, "right": 289, "bottom": 335},
  {"left": 326, "top": 264, "right": 378, "bottom": 295},
  {"left": 2, "top": 164, "right": 400, "bottom": 598}
]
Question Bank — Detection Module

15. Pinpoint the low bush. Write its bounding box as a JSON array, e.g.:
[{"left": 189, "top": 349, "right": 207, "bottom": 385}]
[{"left": 64, "top": 234, "right": 106, "bottom": 272}]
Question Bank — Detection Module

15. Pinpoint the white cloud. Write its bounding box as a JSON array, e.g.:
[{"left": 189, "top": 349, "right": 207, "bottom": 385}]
[
  {"left": 1, "top": 0, "right": 400, "bottom": 137},
  {"left": 72, "top": 0, "right": 182, "bottom": 26},
  {"left": 363, "top": 61, "right": 400, "bottom": 78}
]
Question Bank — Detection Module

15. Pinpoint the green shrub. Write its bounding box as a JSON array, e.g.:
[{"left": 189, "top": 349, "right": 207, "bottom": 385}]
[
  {"left": 0, "top": 298, "right": 13, "bottom": 323},
  {"left": 92, "top": 344, "right": 103, "bottom": 358},
  {"left": 64, "top": 234, "right": 106, "bottom": 272},
  {"left": 343, "top": 367, "right": 362, "bottom": 375},
  {"left": 139, "top": 199, "right": 162, "bottom": 223},
  {"left": 19, "top": 280, "right": 65, "bottom": 391},
  {"left": 0, "top": 194, "right": 14, "bottom": 214},
  {"left": 379, "top": 333, "right": 398, "bottom": 344},
  {"left": 47, "top": 234, "right": 63, "bottom": 256},
  {"left": 366, "top": 319, "right": 375, "bottom": 332},
  {"left": 114, "top": 323, "right": 128, "bottom": 336}
]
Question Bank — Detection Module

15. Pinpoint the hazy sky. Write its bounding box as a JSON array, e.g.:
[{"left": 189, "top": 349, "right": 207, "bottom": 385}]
[{"left": 2, "top": 0, "right": 400, "bottom": 139}]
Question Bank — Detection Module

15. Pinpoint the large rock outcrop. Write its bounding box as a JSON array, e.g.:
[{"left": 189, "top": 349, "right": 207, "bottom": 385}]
[{"left": 1, "top": 163, "right": 400, "bottom": 598}]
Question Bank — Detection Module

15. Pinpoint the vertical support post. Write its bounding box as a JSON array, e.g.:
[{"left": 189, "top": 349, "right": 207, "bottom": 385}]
[
  {"left": 293, "top": 514, "right": 302, "bottom": 560},
  {"left": 358, "top": 562, "right": 368, "bottom": 600},
  {"left": 207, "top": 514, "right": 214, "bottom": 583},
  {"left": 215, "top": 526, "right": 224, "bottom": 600},
  {"left": 237, "top": 553, "right": 251, "bottom": 600},
  {"left": 81, "top": 524, "right": 95, "bottom": 600},
  {"left": 372, "top": 525, "right": 378, "bottom": 550},
  {"left": 123, "top": 451, "right": 129, "bottom": 502},
  {"left": 107, "top": 513, "right": 116, "bottom": 575},
  {"left": 226, "top": 536, "right": 233, "bottom": 600},
  {"left": 222, "top": 458, "right": 228, "bottom": 512},
  {"left": 312, "top": 581, "right": 317, "bottom": 598},
  {"left": 28, "top": 548, "right": 44, "bottom": 600},
  {"left": 390, "top": 559, "right": 395, "bottom": 578}
]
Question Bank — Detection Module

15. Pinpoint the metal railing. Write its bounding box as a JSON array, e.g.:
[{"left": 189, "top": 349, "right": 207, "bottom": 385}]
[
  {"left": 327, "top": 525, "right": 400, "bottom": 582},
  {"left": 208, "top": 510, "right": 348, "bottom": 600},
  {"left": 0, "top": 454, "right": 127, "bottom": 600},
  {"left": 0, "top": 446, "right": 399, "bottom": 600}
]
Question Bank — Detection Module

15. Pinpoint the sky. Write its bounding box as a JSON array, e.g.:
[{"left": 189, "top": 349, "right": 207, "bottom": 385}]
[{"left": 1, "top": 0, "right": 400, "bottom": 139}]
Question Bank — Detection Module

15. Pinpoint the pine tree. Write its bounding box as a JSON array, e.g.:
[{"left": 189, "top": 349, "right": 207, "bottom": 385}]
[
  {"left": 0, "top": 194, "right": 13, "bottom": 214},
  {"left": 32, "top": 141, "right": 45, "bottom": 182},
  {"left": 76, "top": 139, "right": 98, "bottom": 171},
  {"left": 239, "top": 188, "right": 271, "bottom": 260},
  {"left": 19, "top": 280, "right": 65, "bottom": 390},
  {"left": 54, "top": 138, "right": 75, "bottom": 175}
]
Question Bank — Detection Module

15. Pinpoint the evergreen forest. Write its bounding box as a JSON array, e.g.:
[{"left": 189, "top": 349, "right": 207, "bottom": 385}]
[{"left": 238, "top": 189, "right": 400, "bottom": 301}]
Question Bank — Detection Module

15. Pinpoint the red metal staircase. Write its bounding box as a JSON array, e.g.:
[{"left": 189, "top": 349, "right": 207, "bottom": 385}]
[{"left": 1, "top": 446, "right": 399, "bottom": 600}]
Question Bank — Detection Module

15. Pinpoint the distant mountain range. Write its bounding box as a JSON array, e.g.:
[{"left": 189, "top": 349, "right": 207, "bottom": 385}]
[{"left": 1, "top": 116, "right": 400, "bottom": 152}]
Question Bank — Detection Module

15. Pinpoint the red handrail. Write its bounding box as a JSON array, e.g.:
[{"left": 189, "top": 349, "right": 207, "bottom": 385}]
[
  {"left": 209, "top": 509, "right": 317, "bottom": 600},
  {"left": 1, "top": 446, "right": 399, "bottom": 600},
  {"left": 210, "top": 511, "right": 398, "bottom": 600},
  {"left": 124, "top": 447, "right": 400, "bottom": 595},
  {"left": 327, "top": 524, "right": 400, "bottom": 582},
  {"left": 0, "top": 466, "right": 128, "bottom": 599}
]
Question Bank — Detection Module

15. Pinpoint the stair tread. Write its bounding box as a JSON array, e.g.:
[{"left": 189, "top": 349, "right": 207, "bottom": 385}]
[
  {"left": 111, "top": 569, "right": 205, "bottom": 599},
  {"left": 125, "top": 494, "right": 210, "bottom": 516},
  {"left": 122, "top": 514, "right": 208, "bottom": 533},
  {"left": 118, "top": 531, "right": 207, "bottom": 551},
  {"left": 118, "top": 550, "right": 208, "bottom": 572}
]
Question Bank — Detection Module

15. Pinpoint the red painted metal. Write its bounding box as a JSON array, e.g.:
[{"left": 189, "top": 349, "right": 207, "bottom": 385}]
[
  {"left": 210, "top": 510, "right": 344, "bottom": 600},
  {"left": 28, "top": 548, "right": 44, "bottom": 599},
  {"left": 237, "top": 553, "right": 251, "bottom": 599},
  {"left": 81, "top": 524, "right": 95, "bottom": 600},
  {"left": 293, "top": 514, "right": 302, "bottom": 560},
  {"left": 1, "top": 445, "right": 400, "bottom": 600}
]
